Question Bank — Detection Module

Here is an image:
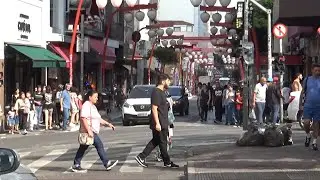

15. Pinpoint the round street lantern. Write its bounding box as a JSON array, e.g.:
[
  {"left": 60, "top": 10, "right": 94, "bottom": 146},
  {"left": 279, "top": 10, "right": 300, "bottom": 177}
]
[
  {"left": 96, "top": 0, "right": 108, "bottom": 9},
  {"left": 212, "top": 12, "right": 222, "bottom": 23},
  {"left": 190, "top": 0, "right": 202, "bottom": 7},
  {"left": 217, "top": 39, "right": 225, "bottom": 44},
  {"left": 177, "top": 39, "right": 184, "bottom": 45},
  {"left": 111, "top": 0, "right": 123, "bottom": 8},
  {"left": 210, "top": 26, "right": 218, "bottom": 35},
  {"left": 228, "top": 29, "right": 237, "bottom": 36},
  {"left": 124, "top": 12, "right": 134, "bottom": 23},
  {"left": 175, "top": 48, "right": 180, "bottom": 53},
  {"left": 181, "top": 48, "right": 186, "bottom": 54},
  {"left": 219, "top": 0, "right": 231, "bottom": 7},
  {"left": 135, "top": 10, "right": 145, "bottom": 21},
  {"left": 200, "top": 11, "right": 210, "bottom": 23},
  {"left": 205, "top": 0, "right": 216, "bottom": 6},
  {"left": 147, "top": 9, "right": 157, "bottom": 21},
  {"left": 125, "top": 0, "right": 137, "bottom": 7},
  {"left": 166, "top": 28, "right": 174, "bottom": 36},
  {"left": 227, "top": 48, "right": 232, "bottom": 53},
  {"left": 148, "top": 29, "right": 156, "bottom": 38},
  {"left": 170, "top": 39, "right": 177, "bottom": 46},
  {"left": 220, "top": 27, "right": 227, "bottom": 35},
  {"left": 225, "top": 12, "right": 234, "bottom": 23},
  {"left": 156, "top": 29, "right": 164, "bottom": 36},
  {"left": 161, "top": 40, "right": 168, "bottom": 47}
]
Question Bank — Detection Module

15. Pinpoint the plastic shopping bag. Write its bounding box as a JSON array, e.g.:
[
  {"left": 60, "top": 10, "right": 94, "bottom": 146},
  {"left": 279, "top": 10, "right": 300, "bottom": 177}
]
[{"left": 249, "top": 108, "right": 256, "bottom": 120}]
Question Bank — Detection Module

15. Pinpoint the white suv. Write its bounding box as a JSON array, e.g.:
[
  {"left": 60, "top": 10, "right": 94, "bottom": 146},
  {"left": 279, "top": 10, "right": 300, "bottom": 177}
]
[
  {"left": 122, "top": 85, "right": 154, "bottom": 126},
  {"left": 122, "top": 85, "right": 173, "bottom": 126}
]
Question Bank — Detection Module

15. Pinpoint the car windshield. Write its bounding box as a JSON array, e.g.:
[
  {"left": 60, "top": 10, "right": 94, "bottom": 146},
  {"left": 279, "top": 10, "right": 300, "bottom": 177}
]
[
  {"left": 168, "top": 87, "right": 181, "bottom": 96},
  {"left": 128, "top": 86, "right": 154, "bottom": 98}
]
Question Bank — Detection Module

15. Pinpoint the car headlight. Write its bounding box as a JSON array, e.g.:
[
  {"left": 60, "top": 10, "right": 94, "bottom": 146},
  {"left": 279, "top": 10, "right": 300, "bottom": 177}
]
[{"left": 123, "top": 102, "right": 132, "bottom": 108}]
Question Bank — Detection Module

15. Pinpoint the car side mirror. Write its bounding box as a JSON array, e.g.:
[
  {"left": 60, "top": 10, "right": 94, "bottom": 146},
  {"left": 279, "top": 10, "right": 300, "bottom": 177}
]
[{"left": 0, "top": 148, "right": 20, "bottom": 175}]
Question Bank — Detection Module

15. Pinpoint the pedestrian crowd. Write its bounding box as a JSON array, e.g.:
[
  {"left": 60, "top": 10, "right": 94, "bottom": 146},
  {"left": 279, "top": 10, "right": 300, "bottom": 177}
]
[
  {"left": 0, "top": 83, "right": 82, "bottom": 135},
  {"left": 196, "top": 82, "right": 243, "bottom": 127}
]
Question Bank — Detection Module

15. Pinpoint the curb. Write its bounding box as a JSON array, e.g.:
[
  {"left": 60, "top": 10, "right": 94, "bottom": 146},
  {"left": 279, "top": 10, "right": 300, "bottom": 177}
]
[{"left": 186, "top": 161, "right": 196, "bottom": 180}]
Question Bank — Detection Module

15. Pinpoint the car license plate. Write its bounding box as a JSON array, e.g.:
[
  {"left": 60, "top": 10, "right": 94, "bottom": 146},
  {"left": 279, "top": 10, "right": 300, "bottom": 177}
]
[{"left": 137, "top": 113, "right": 148, "bottom": 117}]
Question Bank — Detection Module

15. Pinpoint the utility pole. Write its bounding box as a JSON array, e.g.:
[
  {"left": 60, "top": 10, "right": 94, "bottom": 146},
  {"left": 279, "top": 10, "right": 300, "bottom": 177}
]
[
  {"left": 80, "top": 14, "right": 84, "bottom": 93},
  {"left": 279, "top": 39, "right": 284, "bottom": 123},
  {"left": 242, "top": 0, "right": 272, "bottom": 130},
  {"left": 242, "top": 0, "right": 250, "bottom": 130}
]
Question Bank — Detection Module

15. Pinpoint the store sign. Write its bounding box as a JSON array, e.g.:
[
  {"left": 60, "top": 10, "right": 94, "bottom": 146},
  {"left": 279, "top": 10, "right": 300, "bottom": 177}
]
[{"left": 18, "top": 14, "right": 31, "bottom": 40}]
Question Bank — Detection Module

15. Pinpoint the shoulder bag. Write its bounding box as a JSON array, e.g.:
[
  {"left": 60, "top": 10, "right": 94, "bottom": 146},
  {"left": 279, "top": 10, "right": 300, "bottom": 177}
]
[{"left": 78, "top": 105, "right": 94, "bottom": 145}]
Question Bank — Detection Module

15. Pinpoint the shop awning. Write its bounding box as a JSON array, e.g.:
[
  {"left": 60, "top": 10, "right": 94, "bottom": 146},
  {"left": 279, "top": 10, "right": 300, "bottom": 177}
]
[
  {"left": 89, "top": 38, "right": 116, "bottom": 63},
  {"left": 9, "top": 45, "right": 66, "bottom": 68}
]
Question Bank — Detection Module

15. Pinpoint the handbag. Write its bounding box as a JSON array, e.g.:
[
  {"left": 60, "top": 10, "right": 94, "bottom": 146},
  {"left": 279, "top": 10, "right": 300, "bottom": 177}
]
[{"left": 78, "top": 105, "right": 94, "bottom": 145}]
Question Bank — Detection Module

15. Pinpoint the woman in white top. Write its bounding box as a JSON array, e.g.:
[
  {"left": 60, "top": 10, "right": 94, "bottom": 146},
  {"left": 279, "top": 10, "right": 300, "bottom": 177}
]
[{"left": 71, "top": 90, "right": 118, "bottom": 173}]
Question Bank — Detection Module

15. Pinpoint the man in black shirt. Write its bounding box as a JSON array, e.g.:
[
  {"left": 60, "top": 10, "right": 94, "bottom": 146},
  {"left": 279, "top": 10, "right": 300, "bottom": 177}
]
[
  {"left": 135, "top": 74, "right": 179, "bottom": 168},
  {"left": 213, "top": 83, "right": 224, "bottom": 123}
]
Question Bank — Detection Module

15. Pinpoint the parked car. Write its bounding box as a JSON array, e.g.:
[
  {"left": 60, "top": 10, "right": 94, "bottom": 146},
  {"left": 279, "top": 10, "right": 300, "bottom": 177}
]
[
  {"left": 122, "top": 85, "right": 154, "bottom": 126},
  {"left": 0, "top": 148, "right": 36, "bottom": 179},
  {"left": 168, "top": 86, "right": 189, "bottom": 116},
  {"left": 287, "top": 91, "right": 303, "bottom": 128}
]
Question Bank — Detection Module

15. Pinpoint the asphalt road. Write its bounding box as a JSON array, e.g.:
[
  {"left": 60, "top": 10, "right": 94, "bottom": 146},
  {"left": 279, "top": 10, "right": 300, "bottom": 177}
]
[
  {"left": 2, "top": 98, "right": 226, "bottom": 180},
  {"left": 1, "top": 98, "right": 315, "bottom": 180}
]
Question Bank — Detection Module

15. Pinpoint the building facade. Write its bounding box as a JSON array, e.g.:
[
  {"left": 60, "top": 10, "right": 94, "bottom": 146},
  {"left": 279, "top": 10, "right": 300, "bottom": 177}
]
[{"left": 0, "top": 0, "right": 65, "bottom": 107}]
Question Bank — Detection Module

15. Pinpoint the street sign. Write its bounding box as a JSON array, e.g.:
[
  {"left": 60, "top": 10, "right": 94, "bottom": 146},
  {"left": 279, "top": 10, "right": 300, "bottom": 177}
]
[
  {"left": 317, "top": 27, "right": 320, "bottom": 35},
  {"left": 273, "top": 24, "right": 287, "bottom": 39}
]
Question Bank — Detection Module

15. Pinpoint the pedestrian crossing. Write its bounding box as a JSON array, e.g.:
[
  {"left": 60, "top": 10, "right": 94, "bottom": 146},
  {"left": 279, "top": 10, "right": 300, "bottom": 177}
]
[{"left": 16, "top": 145, "right": 173, "bottom": 175}]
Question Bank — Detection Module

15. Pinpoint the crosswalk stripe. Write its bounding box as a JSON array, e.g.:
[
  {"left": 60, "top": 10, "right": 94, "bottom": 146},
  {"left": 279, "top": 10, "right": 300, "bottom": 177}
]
[
  {"left": 63, "top": 147, "right": 109, "bottom": 173},
  {"left": 119, "top": 146, "right": 144, "bottom": 173},
  {"left": 27, "top": 149, "right": 68, "bottom": 173},
  {"left": 19, "top": 151, "right": 32, "bottom": 158},
  {"left": 78, "top": 148, "right": 100, "bottom": 170}
]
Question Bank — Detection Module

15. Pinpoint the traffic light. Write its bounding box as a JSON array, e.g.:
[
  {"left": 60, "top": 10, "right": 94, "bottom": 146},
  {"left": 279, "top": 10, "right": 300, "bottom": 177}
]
[{"left": 242, "top": 42, "right": 254, "bottom": 65}]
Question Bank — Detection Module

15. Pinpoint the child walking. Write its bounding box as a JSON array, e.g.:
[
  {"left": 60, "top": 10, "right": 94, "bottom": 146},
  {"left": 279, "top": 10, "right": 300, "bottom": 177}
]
[{"left": 7, "top": 106, "right": 17, "bottom": 134}]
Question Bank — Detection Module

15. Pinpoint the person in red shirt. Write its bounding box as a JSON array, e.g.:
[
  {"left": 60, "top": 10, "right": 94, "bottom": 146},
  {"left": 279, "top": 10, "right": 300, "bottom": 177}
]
[{"left": 235, "top": 90, "right": 243, "bottom": 126}]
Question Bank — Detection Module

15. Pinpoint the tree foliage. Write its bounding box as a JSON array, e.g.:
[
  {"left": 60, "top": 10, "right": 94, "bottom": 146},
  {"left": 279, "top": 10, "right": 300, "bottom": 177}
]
[
  {"left": 252, "top": 0, "right": 273, "bottom": 28},
  {"left": 148, "top": 47, "right": 178, "bottom": 65}
]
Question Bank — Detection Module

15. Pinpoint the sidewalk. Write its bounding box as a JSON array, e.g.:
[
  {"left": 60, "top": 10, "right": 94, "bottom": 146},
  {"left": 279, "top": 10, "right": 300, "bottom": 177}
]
[
  {"left": 0, "top": 110, "right": 122, "bottom": 139},
  {"left": 186, "top": 130, "right": 320, "bottom": 180}
]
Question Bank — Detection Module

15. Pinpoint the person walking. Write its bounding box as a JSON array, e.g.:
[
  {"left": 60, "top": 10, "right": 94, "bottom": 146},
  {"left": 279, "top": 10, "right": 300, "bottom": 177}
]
[
  {"left": 225, "top": 85, "right": 236, "bottom": 126},
  {"left": 292, "top": 73, "right": 303, "bottom": 92},
  {"left": 300, "top": 64, "right": 320, "bottom": 151},
  {"left": 200, "top": 84, "right": 211, "bottom": 122},
  {"left": 14, "top": 92, "right": 28, "bottom": 135},
  {"left": 266, "top": 77, "right": 282, "bottom": 124},
  {"left": 213, "top": 83, "right": 224, "bottom": 123},
  {"left": 43, "top": 86, "right": 54, "bottom": 130},
  {"left": 252, "top": 77, "right": 267, "bottom": 124},
  {"left": 60, "top": 84, "right": 71, "bottom": 131},
  {"left": 71, "top": 90, "right": 118, "bottom": 172},
  {"left": 135, "top": 74, "right": 179, "bottom": 168},
  {"left": 196, "top": 82, "right": 202, "bottom": 118},
  {"left": 34, "top": 86, "right": 43, "bottom": 130}
]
